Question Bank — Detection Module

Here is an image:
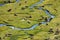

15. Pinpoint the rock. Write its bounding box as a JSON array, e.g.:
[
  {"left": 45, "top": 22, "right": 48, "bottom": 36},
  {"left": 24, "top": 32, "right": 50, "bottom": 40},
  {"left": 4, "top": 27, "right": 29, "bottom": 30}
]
[
  {"left": 54, "top": 29, "right": 60, "bottom": 35},
  {"left": 8, "top": 9, "right": 12, "bottom": 12},
  {"left": 4, "top": 1, "right": 6, "bottom": 3},
  {"left": 49, "top": 18, "right": 53, "bottom": 22},
  {"left": 48, "top": 28, "right": 54, "bottom": 33},
  {"left": 5, "top": 34, "right": 12, "bottom": 37},
  {"left": 29, "top": 34, "right": 34, "bottom": 36},
  {"left": 0, "top": 37, "right": 2, "bottom": 40},
  {"left": 27, "top": 21, "right": 31, "bottom": 24},
  {"left": 25, "top": 0, "right": 27, "bottom": 3},
  {"left": 54, "top": 36, "right": 58, "bottom": 39},
  {"left": 45, "top": 17, "right": 48, "bottom": 22},
  {"left": 46, "top": 23, "right": 48, "bottom": 25},
  {"left": 44, "top": 38, "right": 50, "bottom": 40},
  {"left": 21, "top": 7, "right": 25, "bottom": 10},
  {"left": 41, "top": 6, "right": 44, "bottom": 7},
  {"left": 3, "top": 21, "right": 8, "bottom": 24},
  {"left": 40, "top": 16, "right": 44, "bottom": 19},
  {"left": 6, "top": 25, "right": 13, "bottom": 26},
  {"left": 46, "top": 10, "right": 49, "bottom": 12},
  {"left": 29, "top": 16, "right": 32, "bottom": 18},
  {"left": 25, "top": 6, "right": 29, "bottom": 8},
  {"left": 8, "top": 1, "right": 11, "bottom": 3},
  {"left": 14, "top": 14, "right": 17, "bottom": 16},
  {"left": 27, "top": 20, "right": 31, "bottom": 24},
  {"left": 29, "top": 34, "right": 34, "bottom": 39},
  {"left": 19, "top": 3, "right": 21, "bottom": 6},
  {"left": 38, "top": 23, "right": 42, "bottom": 25}
]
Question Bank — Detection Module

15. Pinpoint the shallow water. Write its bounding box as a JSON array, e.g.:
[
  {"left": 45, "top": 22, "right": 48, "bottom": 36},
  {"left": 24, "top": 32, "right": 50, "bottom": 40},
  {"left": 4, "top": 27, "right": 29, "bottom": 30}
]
[
  {"left": 0, "top": 4, "right": 4, "bottom": 6},
  {"left": 30, "top": 0, "right": 44, "bottom": 8}
]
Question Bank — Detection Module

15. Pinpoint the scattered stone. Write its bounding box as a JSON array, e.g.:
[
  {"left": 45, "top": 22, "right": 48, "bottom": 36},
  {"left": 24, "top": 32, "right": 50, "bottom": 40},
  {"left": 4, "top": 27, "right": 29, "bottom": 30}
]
[
  {"left": 38, "top": 18, "right": 42, "bottom": 20},
  {"left": 21, "top": 7, "right": 25, "bottom": 10},
  {"left": 14, "top": 14, "right": 17, "bottom": 16},
  {"left": 27, "top": 20, "right": 31, "bottom": 24},
  {"left": 54, "top": 29, "right": 60, "bottom": 35},
  {"left": 27, "top": 21, "right": 31, "bottom": 24},
  {"left": 25, "top": 0, "right": 27, "bottom": 3},
  {"left": 0, "top": 37, "right": 2, "bottom": 40},
  {"left": 6, "top": 25, "right": 13, "bottom": 26},
  {"left": 46, "top": 23, "right": 48, "bottom": 25},
  {"left": 38, "top": 23, "right": 42, "bottom": 25},
  {"left": 45, "top": 17, "right": 48, "bottom": 22},
  {"left": 8, "top": 9, "right": 12, "bottom": 12},
  {"left": 54, "top": 36, "right": 59, "bottom": 40},
  {"left": 8, "top": 0, "right": 14, "bottom": 3},
  {"left": 54, "top": 9, "right": 57, "bottom": 11},
  {"left": 3, "top": 21, "right": 8, "bottom": 24},
  {"left": 41, "top": 5, "right": 44, "bottom": 7},
  {"left": 29, "top": 34, "right": 34, "bottom": 39},
  {"left": 4, "top": 1, "right": 6, "bottom": 3},
  {"left": 49, "top": 18, "right": 53, "bottom": 22},
  {"left": 29, "top": 16, "right": 32, "bottom": 18},
  {"left": 25, "top": 6, "right": 29, "bottom": 8},
  {"left": 48, "top": 28, "right": 54, "bottom": 33},
  {"left": 29, "top": 34, "right": 34, "bottom": 36},
  {"left": 8, "top": 0, "right": 11, "bottom": 3},
  {"left": 40, "top": 16, "right": 44, "bottom": 19},
  {"left": 21, "top": 19, "right": 25, "bottom": 21},
  {"left": 46, "top": 10, "right": 49, "bottom": 12},
  {"left": 19, "top": 3, "right": 21, "bottom": 6},
  {"left": 26, "top": 16, "right": 32, "bottom": 18},
  {"left": 44, "top": 38, "right": 50, "bottom": 40},
  {"left": 4, "top": 0, "right": 12, "bottom": 3},
  {"left": 5, "top": 34, "right": 12, "bottom": 37}
]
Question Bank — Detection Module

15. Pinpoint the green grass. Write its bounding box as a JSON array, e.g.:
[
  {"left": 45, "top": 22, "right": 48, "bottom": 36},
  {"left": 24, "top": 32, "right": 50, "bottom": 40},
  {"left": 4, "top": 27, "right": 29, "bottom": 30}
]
[{"left": 0, "top": 0, "right": 60, "bottom": 40}]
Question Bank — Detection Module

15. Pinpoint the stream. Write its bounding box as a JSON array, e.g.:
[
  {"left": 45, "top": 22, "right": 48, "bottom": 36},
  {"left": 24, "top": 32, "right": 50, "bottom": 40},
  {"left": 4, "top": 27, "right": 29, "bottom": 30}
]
[{"left": 0, "top": 0, "right": 55, "bottom": 30}]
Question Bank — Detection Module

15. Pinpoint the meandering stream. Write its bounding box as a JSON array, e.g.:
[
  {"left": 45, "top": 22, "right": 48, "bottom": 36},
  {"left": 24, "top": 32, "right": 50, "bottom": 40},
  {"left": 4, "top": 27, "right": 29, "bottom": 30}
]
[{"left": 0, "top": 0, "right": 55, "bottom": 30}]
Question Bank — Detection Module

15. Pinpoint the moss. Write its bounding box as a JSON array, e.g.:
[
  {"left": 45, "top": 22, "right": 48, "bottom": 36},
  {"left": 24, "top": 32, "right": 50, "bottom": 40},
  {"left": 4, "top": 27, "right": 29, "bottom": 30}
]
[{"left": 0, "top": 0, "right": 60, "bottom": 40}]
